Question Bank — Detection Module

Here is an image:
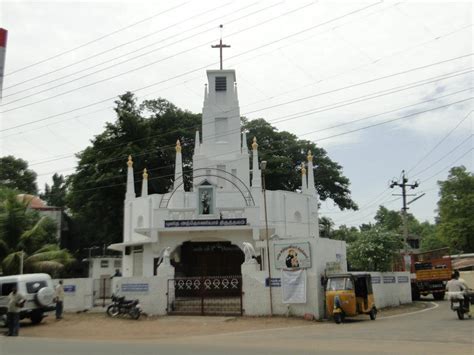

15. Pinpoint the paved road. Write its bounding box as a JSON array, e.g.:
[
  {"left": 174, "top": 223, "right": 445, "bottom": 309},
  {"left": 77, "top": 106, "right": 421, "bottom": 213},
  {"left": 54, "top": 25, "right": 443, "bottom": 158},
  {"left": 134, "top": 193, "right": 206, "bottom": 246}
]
[{"left": 1, "top": 300, "right": 472, "bottom": 355}]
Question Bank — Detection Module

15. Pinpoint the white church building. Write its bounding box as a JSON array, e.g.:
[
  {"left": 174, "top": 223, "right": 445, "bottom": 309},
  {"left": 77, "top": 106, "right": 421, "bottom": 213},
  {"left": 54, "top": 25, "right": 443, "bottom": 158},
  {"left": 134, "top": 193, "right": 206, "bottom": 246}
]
[{"left": 109, "top": 52, "right": 347, "bottom": 318}]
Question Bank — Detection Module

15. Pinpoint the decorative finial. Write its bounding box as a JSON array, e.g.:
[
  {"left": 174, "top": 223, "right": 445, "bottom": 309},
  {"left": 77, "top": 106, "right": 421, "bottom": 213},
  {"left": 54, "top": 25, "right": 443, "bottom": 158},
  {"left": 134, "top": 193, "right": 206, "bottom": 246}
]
[
  {"left": 307, "top": 150, "right": 313, "bottom": 162},
  {"left": 252, "top": 137, "right": 258, "bottom": 150},
  {"left": 143, "top": 168, "right": 148, "bottom": 179},
  {"left": 127, "top": 155, "right": 133, "bottom": 167},
  {"left": 301, "top": 162, "right": 306, "bottom": 175},
  {"left": 176, "top": 139, "right": 182, "bottom": 153}
]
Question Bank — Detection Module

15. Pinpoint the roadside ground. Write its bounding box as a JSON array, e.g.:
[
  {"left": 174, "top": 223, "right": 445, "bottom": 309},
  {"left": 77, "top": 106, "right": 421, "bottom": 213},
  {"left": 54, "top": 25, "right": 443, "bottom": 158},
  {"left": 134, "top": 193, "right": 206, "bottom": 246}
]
[{"left": 6, "top": 301, "right": 432, "bottom": 341}]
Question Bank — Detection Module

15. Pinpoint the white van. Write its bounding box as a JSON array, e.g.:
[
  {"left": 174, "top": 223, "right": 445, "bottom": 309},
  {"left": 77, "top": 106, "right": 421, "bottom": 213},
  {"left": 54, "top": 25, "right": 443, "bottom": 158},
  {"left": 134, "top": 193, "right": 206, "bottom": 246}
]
[{"left": 0, "top": 273, "right": 55, "bottom": 326}]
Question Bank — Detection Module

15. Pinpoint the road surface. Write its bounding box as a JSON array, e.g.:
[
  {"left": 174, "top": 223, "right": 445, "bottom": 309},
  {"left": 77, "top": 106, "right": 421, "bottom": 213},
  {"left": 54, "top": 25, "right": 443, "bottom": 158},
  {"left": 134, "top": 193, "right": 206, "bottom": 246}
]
[{"left": 1, "top": 300, "right": 472, "bottom": 354}]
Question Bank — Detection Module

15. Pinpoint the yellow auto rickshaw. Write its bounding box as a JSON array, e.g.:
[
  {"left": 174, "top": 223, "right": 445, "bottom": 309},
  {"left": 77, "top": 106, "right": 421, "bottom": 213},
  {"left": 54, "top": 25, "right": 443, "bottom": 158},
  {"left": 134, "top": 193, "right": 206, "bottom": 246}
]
[{"left": 325, "top": 273, "right": 377, "bottom": 324}]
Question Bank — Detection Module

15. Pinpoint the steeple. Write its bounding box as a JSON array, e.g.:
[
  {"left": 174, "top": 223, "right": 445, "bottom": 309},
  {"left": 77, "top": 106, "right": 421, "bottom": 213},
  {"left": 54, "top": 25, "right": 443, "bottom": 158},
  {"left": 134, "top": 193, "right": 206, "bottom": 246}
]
[
  {"left": 141, "top": 168, "right": 148, "bottom": 197},
  {"left": 301, "top": 162, "right": 308, "bottom": 193},
  {"left": 125, "top": 155, "right": 136, "bottom": 200},
  {"left": 307, "top": 150, "right": 316, "bottom": 196},
  {"left": 251, "top": 137, "right": 261, "bottom": 187},
  {"left": 174, "top": 140, "right": 184, "bottom": 191}
]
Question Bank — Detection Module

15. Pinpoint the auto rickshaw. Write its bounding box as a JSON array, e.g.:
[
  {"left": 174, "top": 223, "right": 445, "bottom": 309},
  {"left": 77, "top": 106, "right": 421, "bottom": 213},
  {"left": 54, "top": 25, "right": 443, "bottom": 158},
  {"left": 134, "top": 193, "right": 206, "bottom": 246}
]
[{"left": 325, "top": 273, "right": 377, "bottom": 324}]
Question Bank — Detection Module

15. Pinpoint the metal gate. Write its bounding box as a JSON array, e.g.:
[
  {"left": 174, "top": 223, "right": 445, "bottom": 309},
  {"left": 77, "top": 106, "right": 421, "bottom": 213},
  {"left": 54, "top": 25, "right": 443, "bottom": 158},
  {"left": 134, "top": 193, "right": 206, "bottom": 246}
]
[
  {"left": 93, "top": 277, "right": 112, "bottom": 307},
  {"left": 167, "top": 275, "right": 243, "bottom": 316}
]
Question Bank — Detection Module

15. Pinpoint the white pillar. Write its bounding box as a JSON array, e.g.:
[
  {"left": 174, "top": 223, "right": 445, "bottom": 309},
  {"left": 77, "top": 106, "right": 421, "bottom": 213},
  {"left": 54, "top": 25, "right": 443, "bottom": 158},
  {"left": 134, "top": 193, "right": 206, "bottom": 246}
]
[
  {"left": 125, "top": 155, "right": 136, "bottom": 201},
  {"left": 194, "top": 130, "right": 200, "bottom": 155},
  {"left": 301, "top": 162, "right": 308, "bottom": 194},
  {"left": 251, "top": 137, "right": 261, "bottom": 187},
  {"left": 174, "top": 140, "right": 184, "bottom": 191},
  {"left": 141, "top": 168, "right": 148, "bottom": 197},
  {"left": 307, "top": 150, "right": 316, "bottom": 196},
  {"left": 242, "top": 131, "right": 248, "bottom": 154}
]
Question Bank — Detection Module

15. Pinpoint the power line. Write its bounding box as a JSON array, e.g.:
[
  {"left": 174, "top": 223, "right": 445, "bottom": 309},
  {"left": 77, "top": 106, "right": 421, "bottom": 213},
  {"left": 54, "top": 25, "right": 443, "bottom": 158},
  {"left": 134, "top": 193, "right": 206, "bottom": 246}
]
[
  {"left": 4, "top": 2, "right": 189, "bottom": 76},
  {"left": 2, "top": 1, "right": 258, "bottom": 94},
  {"left": 0, "top": 1, "right": 314, "bottom": 109},
  {"left": 35, "top": 97, "right": 472, "bottom": 188},
  {"left": 420, "top": 147, "right": 473, "bottom": 183},
  {"left": 26, "top": 75, "right": 473, "bottom": 173},
  {"left": 407, "top": 110, "right": 473, "bottom": 174},
  {"left": 3, "top": 20, "right": 470, "bottom": 142},
  {"left": 2, "top": 52, "right": 470, "bottom": 132},
  {"left": 412, "top": 134, "right": 473, "bottom": 178}
]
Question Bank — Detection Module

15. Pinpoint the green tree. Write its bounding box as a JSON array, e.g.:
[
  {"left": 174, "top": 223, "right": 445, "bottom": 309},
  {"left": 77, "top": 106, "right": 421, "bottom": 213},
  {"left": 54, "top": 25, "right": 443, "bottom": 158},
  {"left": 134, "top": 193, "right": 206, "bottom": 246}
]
[
  {"left": 319, "top": 216, "right": 334, "bottom": 238},
  {"left": 67, "top": 93, "right": 201, "bottom": 248},
  {"left": 244, "top": 119, "right": 357, "bottom": 210},
  {"left": 374, "top": 206, "right": 402, "bottom": 231},
  {"left": 0, "top": 188, "right": 74, "bottom": 275},
  {"left": 436, "top": 166, "right": 474, "bottom": 253},
  {"left": 41, "top": 173, "right": 67, "bottom": 208},
  {"left": 0, "top": 155, "right": 38, "bottom": 194},
  {"left": 348, "top": 227, "right": 403, "bottom": 271},
  {"left": 331, "top": 224, "right": 360, "bottom": 243}
]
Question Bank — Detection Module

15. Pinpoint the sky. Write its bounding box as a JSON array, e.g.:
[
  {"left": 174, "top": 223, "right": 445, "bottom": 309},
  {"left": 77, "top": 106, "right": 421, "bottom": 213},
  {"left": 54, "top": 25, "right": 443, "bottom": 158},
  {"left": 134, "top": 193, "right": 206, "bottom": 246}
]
[{"left": 0, "top": 0, "right": 472, "bottom": 228}]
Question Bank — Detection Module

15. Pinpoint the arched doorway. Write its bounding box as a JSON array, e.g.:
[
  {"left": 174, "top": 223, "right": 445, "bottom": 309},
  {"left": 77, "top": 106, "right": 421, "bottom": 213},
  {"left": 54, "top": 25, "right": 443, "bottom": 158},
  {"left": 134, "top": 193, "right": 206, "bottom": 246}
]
[{"left": 175, "top": 241, "right": 244, "bottom": 277}]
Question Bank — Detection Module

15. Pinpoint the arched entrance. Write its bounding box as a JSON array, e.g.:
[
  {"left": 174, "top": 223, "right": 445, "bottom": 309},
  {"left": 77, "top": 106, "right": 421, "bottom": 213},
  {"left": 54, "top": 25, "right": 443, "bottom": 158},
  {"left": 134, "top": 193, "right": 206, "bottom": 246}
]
[{"left": 174, "top": 241, "right": 244, "bottom": 277}]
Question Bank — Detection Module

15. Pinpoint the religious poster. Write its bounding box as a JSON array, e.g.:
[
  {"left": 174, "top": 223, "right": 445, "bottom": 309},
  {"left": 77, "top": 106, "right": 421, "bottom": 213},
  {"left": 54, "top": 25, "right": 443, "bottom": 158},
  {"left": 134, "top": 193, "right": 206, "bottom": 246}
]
[
  {"left": 274, "top": 242, "right": 311, "bottom": 269},
  {"left": 282, "top": 269, "right": 306, "bottom": 304},
  {"left": 198, "top": 186, "right": 214, "bottom": 215}
]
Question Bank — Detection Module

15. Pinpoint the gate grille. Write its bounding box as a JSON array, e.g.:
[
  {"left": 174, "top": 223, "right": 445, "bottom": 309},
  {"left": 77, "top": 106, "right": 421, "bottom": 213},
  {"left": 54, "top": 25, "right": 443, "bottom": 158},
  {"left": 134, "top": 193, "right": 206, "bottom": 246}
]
[{"left": 167, "top": 275, "right": 243, "bottom": 316}]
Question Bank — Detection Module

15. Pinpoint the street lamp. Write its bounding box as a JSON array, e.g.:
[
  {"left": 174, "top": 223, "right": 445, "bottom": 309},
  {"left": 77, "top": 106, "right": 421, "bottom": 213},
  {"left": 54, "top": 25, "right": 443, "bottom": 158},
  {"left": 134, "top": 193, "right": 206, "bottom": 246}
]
[{"left": 260, "top": 160, "right": 273, "bottom": 316}]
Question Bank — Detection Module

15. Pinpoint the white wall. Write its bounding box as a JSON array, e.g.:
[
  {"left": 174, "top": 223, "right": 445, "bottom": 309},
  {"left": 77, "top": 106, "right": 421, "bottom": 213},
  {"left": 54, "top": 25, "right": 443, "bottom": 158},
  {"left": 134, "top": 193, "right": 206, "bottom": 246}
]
[
  {"left": 53, "top": 278, "right": 93, "bottom": 311},
  {"left": 111, "top": 276, "right": 169, "bottom": 315},
  {"left": 352, "top": 272, "right": 412, "bottom": 308},
  {"left": 89, "top": 257, "right": 122, "bottom": 279}
]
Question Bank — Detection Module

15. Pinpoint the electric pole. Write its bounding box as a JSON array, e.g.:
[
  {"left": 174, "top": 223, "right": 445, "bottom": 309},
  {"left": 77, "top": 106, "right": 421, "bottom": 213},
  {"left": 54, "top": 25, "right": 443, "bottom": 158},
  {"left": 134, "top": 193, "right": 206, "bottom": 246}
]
[{"left": 390, "top": 170, "right": 419, "bottom": 254}]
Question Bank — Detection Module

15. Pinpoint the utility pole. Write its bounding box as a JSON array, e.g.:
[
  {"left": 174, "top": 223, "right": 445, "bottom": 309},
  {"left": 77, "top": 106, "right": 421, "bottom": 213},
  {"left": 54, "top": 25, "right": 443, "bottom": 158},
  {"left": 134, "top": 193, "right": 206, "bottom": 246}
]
[{"left": 390, "top": 170, "right": 419, "bottom": 254}]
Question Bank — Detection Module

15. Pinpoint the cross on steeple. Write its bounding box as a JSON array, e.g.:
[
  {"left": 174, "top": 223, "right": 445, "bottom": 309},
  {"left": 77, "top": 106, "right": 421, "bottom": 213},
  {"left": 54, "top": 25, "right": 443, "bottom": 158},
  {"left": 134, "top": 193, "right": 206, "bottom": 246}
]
[{"left": 211, "top": 24, "right": 230, "bottom": 70}]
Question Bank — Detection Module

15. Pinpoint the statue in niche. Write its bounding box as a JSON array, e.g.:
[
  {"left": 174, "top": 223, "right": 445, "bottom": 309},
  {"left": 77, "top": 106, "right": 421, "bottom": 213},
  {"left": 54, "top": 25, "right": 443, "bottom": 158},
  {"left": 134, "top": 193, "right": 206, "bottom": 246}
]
[{"left": 201, "top": 191, "right": 211, "bottom": 214}]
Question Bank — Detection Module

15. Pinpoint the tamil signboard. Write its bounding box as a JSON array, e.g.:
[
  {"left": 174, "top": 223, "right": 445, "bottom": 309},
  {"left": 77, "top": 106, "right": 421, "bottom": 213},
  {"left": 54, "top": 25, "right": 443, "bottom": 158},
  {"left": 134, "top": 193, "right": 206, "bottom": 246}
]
[
  {"left": 164, "top": 218, "right": 247, "bottom": 228},
  {"left": 274, "top": 242, "right": 311, "bottom": 269},
  {"left": 265, "top": 278, "right": 281, "bottom": 287},
  {"left": 63, "top": 285, "right": 76, "bottom": 293},
  {"left": 121, "top": 283, "right": 149, "bottom": 292}
]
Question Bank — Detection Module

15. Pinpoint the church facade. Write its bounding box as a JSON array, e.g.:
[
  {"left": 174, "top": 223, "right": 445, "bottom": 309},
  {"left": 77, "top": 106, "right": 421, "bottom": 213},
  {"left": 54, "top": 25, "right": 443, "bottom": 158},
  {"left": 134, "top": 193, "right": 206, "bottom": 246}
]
[{"left": 110, "top": 64, "right": 347, "bottom": 318}]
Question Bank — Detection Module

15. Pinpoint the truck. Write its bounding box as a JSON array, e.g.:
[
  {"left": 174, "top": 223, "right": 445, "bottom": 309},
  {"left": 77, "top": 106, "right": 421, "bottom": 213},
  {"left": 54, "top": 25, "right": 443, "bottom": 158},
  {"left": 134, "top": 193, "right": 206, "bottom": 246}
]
[{"left": 395, "top": 248, "right": 452, "bottom": 301}]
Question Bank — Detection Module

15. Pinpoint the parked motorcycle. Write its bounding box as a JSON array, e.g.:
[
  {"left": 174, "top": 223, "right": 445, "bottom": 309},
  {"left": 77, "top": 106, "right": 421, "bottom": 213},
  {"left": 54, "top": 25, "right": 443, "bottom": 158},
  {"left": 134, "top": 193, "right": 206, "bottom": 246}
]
[
  {"left": 447, "top": 291, "right": 472, "bottom": 320},
  {"left": 106, "top": 294, "right": 142, "bottom": 320}
]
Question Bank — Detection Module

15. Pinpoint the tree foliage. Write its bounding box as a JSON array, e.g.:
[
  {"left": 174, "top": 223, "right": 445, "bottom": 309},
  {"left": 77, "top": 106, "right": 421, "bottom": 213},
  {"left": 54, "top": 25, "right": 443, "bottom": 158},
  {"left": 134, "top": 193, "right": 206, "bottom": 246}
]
[
  {"left": 0, "top": 188, "right": 74, "bottom": 275},
  {"left": 66, "top": 93, "right": 201, "bottom": 249},
  {"left": 347, "top": 227, "right": 403, "bottom": 271},
  {"left": 0, "top": 155, "right": 38, "bottom": 194},
  {"left": 243, "top": 119, "right": 358, "bottom": 210},
  {"left": 40, "top": 173, "right": 67, "bottom": 208},
  {"left": 435, "top": 166, "right": 474, "bottom": 253}
]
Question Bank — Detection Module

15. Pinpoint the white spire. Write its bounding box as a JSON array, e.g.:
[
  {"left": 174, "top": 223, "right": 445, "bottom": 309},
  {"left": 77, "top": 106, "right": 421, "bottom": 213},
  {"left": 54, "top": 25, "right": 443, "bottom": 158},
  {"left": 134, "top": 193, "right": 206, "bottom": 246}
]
[
  {"left": 125, "top": 155, "right": 136, "bottom": 200},
  {"left": 301, "top": 162, "right": 308, "bottom": 194},
  {"left": 141, "top": 168, "right": 148, "bottom": 197},
  {"left": 307, "top": 150, "right": 316, "bottom": 196},
  {"left": 241, "top": 131, "right": 248, "bottom": 154},
  {"left": 251, "top": 137, "right": 261, "bottom": 187},
  {"left": 174, "top": 140, "right": 184, "bottom": 191},
  {"left": 194, "top": 130, "right": 200, "bottom": 155}
]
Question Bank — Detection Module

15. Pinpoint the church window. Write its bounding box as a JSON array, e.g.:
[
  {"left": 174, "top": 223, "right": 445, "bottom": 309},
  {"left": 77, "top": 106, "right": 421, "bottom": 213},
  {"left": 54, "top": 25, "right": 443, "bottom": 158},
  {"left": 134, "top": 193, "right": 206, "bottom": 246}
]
[
  {"left": 215, "top": 117, "right": 228, "bottom": 141},
  {"left": 114, "top": 260, "right": 122, "bottom": 268},
  {"left": 215, "top": 76, "right": 227, "bottom": 91},
  {"left": 100, "top": 260, "right": 109, "bottom": 268}
]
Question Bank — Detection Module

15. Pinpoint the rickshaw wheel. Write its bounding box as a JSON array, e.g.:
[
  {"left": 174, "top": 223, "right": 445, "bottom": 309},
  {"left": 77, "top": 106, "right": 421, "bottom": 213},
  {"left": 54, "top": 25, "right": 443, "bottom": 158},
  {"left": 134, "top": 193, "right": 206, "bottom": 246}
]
[
  {"left": 369, "top": 308, "right": 377, "bottom": 320},
  {"left": 334, "top": 313, "right": 343, "bottom": 324}
]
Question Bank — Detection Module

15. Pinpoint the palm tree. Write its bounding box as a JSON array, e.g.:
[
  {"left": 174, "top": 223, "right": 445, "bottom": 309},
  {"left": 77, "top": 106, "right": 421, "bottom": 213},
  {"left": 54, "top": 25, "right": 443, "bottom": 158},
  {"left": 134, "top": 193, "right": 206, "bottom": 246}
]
[{"left": 0, "top": 188, "right": 74, "bottom": 275}]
